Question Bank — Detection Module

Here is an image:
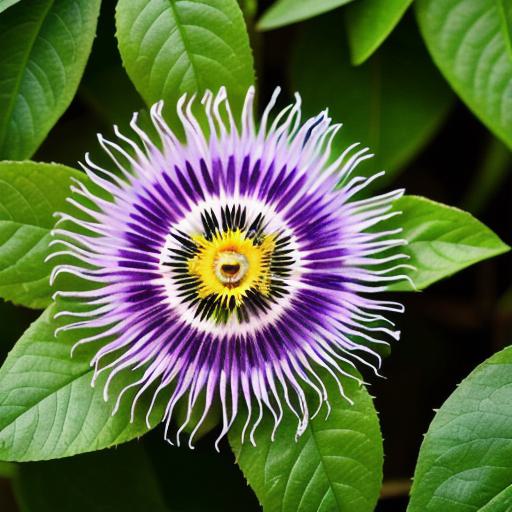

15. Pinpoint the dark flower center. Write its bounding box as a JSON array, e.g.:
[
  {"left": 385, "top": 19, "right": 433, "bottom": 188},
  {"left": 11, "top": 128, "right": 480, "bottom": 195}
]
[{"left": 221, "top": 263, "right": 240, "bottom": 276}]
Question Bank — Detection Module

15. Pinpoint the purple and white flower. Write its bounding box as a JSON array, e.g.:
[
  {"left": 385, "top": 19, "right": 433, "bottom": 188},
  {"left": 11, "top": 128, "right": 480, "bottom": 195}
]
[{"left": 50, "top": 87, "right": 410, "bottom": 449}]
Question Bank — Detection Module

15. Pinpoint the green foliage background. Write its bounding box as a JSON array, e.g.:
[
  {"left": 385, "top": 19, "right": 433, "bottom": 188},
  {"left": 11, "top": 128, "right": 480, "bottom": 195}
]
[{"left": 0, "top": 0, "right": 511, "bottom": 511}]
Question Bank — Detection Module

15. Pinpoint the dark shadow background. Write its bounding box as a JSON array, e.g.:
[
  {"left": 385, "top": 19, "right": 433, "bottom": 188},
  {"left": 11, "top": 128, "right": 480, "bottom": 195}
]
[{"left": 1, "top": 1, "right": 511, "bottom": 511}]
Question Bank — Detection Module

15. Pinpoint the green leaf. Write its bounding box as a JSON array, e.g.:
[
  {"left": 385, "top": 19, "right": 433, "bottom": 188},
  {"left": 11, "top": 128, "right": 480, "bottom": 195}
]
[
  {"left": 14, "top": 443, "right": 169, "bottom": 512},
  {"left": 0, "top": 161, "right": 84, "bottom": 309},
  {"left": 408, "top": 345, "right": 512, "bottom": 512},
  {"left": 258, "top": 0, "right": 354, "bottom": 30},
  {"left": 0, "top": 0, "right": 102, "bottom": 160},
  {"left": 345, "top": 0, "right": 413, "bottom": 64},
  {"left": 0, "top": 0, "right": 22, "bottom": 15},
  {"left": 385, "top": 195, "right": 510, "bottom": 291},
  {"left": 479, "top": 487, "right": 512, "bottom": 512},
  {"left": 116, "top": 0, "right": 255, "bottom": 122},
  {"left": 0, "top": 305, "right": 165, "bottom": 461},
  {"left": 229, "top": 372, "right": 383, "bottom": 512},
  {"left": 416, "top": 0, "right": 512, "bottom": 149},
  {"left": 291, "top": 14, "right": 453, "bottom": 185}
]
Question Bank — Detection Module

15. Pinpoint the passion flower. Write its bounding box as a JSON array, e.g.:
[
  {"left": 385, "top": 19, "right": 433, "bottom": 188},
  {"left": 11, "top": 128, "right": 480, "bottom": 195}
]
[{"left": 51, "top": 87, "right": 409, "bottom": 449}]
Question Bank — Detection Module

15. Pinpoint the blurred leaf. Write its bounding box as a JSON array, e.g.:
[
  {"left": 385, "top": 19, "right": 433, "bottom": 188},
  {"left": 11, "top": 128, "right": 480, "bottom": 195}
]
[
  {"left": 498, "top": 282, "right": 512, "bottom": 317},
  {"left": 258, "top": 0, "right": 354, "bottom": 30},
  {"left": 408, "top": 345, "right": 512, "bottom": 512},
  {"left": 0, "top": 305, "right": 165, "bottom": 461},
  {"left": 81, "top": 66, "right": 144, "bottom": 128},
  {"left": 0, "top": 462, "right": 15, "bottom": 479},
  {"left": 229, "top": 371, "right": 383, "bottom": 512},
  {"left": 0, "top": 0, "right": 21, "bottom": 14},
  {"left": 0, "top": 161, "right": 84, "bottom": 309},
  {"left": 79, "top": 0, "right": 144, "bottom": 127},
  {"left": 345, "top": 0, "right": 413, "bottom": 64},
  {"left": 116, "top": 0, "right": 255, "bottom": 125},
  {"left": 416, "top": 0, "right": 512, "bottom": 150},
  {"left": 291, "top": 14, "right": 453, "bottom": 185},
  {"left": 0, "top": 0, "right": 101, "bottom": 160},
  {"left": 463, "top": 137, "right": 512, "bottom": 214},
  {"left": 14, "top": 444, "right": 169, "bottom": 512},
  {"left": 239, "top": 0, "right": 257, "bottom": 19},
  {"left": 385, "top": 195, "right": 510, "bottom": 291}
]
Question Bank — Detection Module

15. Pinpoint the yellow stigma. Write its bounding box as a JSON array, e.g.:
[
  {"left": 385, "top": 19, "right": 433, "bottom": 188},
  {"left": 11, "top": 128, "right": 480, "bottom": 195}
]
[{"left": 187, "top": 229, "right": 275, "bottom": 307}]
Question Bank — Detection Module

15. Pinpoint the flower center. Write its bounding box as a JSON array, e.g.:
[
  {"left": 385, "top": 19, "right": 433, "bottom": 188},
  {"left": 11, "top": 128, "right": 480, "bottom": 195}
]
[
  {"left": 187, "top": 229, "right": 275, "bottom": 307},
  {"left": 215, "top": 251, "right": 248, "bottom": 286}
]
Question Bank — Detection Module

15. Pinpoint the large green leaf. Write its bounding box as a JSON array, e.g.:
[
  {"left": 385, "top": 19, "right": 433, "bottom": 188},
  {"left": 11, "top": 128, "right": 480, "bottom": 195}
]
[
  {"left": 229, "top": 372, "right": 383, "bottom": 512},
  {"left": 0, "top": 0, "right": 101, "bottom": 160},
  {"left": 345, "top": 0, "right": 413, "bottom": 64},
  {"left": 258, "top": 0, "right": 354, "bottom": 30},
  {"left": 0, "top": 305, "right": 164, "bottom": 461},
  {"left": 116, "top": 0, "right": 255, "bottom": 122},
  {"left": 385, "top": 195, "right": 509, "bottom": 291},
  {"left": 0, "top": 0, "right": 22, "bottom": 14},
  {"left": 408, "top": 346, "right": 512, "bottom": 512},
  {"left": 0, "top": 161, "right": 84, "bottom": 309},
  {"left": 15, "top": 444, "right": 169, "bottom": 512},
  {"left": 416, "top": 0, "right": 512, "bottom": 149},
  {"left": 291, "top": 14, "right": 453, "bottom": 184}
]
